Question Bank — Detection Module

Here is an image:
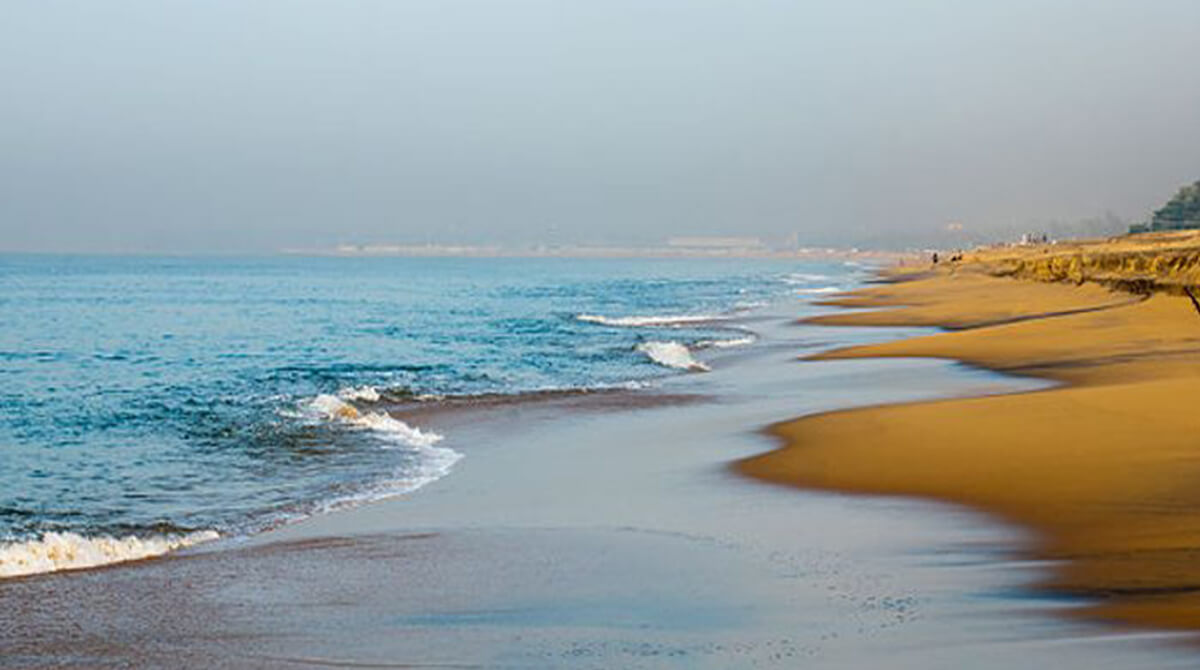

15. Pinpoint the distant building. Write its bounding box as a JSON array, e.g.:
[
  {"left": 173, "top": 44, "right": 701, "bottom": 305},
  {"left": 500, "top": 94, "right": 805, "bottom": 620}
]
[{"left": 666, "top": 236, "right": 765, "bottom": 249}]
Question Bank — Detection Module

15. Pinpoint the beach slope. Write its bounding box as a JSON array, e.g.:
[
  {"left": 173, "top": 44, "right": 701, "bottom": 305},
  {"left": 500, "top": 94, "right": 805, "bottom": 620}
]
[{"left": 741, "top": 234, "right": 1200, "bottom": 631}]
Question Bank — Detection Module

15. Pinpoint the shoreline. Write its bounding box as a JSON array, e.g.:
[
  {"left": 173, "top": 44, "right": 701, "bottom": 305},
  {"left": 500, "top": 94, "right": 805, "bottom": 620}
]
[
  {"left": 12, "top": 297, "right": 1190, "bottom": 667},
  {"left": 740, "top": 238, "right": 1200, "bottom": 635}
]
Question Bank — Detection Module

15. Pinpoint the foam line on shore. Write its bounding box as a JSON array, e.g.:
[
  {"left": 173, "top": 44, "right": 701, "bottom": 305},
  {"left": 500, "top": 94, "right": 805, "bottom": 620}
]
[
  {"left": 576, "top": 313, "right": 725, "bottom": 327},
  {"left": 696, "top": 334, "right": 756, "bottom": 349},
  {"left": 0, "top": 530, "right": 219, "bottom": 578}
]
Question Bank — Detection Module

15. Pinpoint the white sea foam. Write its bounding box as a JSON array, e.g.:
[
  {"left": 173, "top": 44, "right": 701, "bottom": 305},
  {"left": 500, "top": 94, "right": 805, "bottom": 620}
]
[
  {"left": 304, "top": 394, "right": 462, "bottom": 506},
  {"left": 308, "top": 394, "right": 444, "bottom": 448},
  {"left": 734, "top": 300, "right": 768, "bottom": 310},
  {"left": 337, "top": 385, "right": 381, "bottom": 402},
  {"left": 697, "top": 334, "right": 757, "bottom": 349},
  {"left": 783, "top": 272, "right": 831, "bottom": 284},
  {"left": 577, "top": 313, "right": 725, "bottom": 328},
  {"left": 0, "top": 530, "right": 219, "bottom": 578},
  {"left": 795, "top": 286, "right": 843, "bottom": 295},
  {"left": 635, "top": 341, "right": 711, "bottom": 372},
  {"left": 315, "top": 437, "right": 464, "bottom": 514}
]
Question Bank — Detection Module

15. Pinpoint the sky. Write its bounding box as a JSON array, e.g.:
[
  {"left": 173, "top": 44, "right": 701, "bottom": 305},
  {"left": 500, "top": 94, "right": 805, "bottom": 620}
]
[{"left": 2, "top": 0, "right": 1199, "bottom": 252}]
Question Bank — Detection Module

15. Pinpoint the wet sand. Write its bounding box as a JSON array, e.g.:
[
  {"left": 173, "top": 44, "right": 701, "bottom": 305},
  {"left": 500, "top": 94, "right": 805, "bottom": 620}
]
[
  {"left": 743, "top": 247, "right": 1200, "bottom": 634},
  {"left": 3, "top": 300, "right": 1196, "bottom": 668}
]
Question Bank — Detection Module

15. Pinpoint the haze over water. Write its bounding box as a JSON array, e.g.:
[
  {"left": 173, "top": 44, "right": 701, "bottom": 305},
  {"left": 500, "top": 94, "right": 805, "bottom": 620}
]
[{"left": 3, "top": 1, "right": 1200, "bottom": 252}]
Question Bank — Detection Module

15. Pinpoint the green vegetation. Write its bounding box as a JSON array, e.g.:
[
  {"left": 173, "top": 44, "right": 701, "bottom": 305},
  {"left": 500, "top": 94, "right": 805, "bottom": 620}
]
[{"left": 1138, "top": 180, "right": 1200, "bottom": 232}]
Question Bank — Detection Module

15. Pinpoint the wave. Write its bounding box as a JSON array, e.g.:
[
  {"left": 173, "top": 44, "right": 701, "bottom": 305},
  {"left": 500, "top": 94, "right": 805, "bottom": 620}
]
[
  {"left": 576, "top": 313, "right": 725, "bottom": 328},
  {"left": 307, "top": 394, "right": 445, "bottom": 448},
  {"left": 795, "top": 286, "right": 843, "bottom": 295},
  {"left": 696, "top": 334, "right": 756, "bottom": 349},
  {"left": 782, "top": 272, "right": 831, "bottom": 285},
  {"left": 304, "top": 394, "right": 462, "bottom": 506},
  {"left": 635, "top": 341, "right": 711, "bottom": 372},
  {"left": 0, "top": 530, "right": 219, "bottom": 578},
  {"left": 312, "top": 441, "right": 464, "bottom": 515},
  {"left": 337, "top": 385, "right": 381, "bottom": 402}
]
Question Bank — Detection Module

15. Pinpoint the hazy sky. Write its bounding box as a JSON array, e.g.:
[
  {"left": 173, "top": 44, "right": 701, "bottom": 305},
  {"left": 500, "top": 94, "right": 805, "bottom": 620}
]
[{"left": 2, "top": 0, "right": 1199, "bottom": 252}]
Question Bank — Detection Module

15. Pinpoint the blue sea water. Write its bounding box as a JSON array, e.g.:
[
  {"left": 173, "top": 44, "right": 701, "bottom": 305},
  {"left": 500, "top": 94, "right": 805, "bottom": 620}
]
[{"left": 0, "top": 255, "right": 861, "bottom": 553}]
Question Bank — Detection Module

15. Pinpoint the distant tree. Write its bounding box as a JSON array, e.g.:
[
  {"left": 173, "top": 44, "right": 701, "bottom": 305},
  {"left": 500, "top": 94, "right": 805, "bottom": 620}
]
[{"left": 1150, "top": 180, "right": 1200, "bottom": 230}]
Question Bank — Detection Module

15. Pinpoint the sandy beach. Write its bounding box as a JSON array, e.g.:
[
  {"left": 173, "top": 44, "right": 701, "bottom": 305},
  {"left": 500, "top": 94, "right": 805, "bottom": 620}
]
[
  {"left": 7, "top": 1, "right": 1200, "bottom": 665},
  {"left": 4, "top": 292, "right": 1196, "bottom": 668},
  {"left": 743, "top": 232, "right": 1200, "bottom": 634}
]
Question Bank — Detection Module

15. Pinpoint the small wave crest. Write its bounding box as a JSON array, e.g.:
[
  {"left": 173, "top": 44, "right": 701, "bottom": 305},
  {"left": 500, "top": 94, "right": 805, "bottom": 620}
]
[
  {"left": 337, "top": 385, "right": 381, "bottom": 402},
  {"left": 795, "top": 286, "right": 843, "bottom": 295},
  {"left": 307, "top": 395, "right": 444, "bottom": 448},
  {"left": 0, "top": 530, "right": 219, "bottom": 578},
  {"left": 782, "top": 272, "right": 831, "bottom": 285},
  {"left": 696, "top": 334, "right": 756, "bottom": 349},
  {"left": 302, "top": 394, "right": 463, "bottom": 506},
  {"left": 635, "top": 341, "right": 711, "bottom": 372},
  {"left": 577, "top": 313, "right": 725, "bottom": 328}
]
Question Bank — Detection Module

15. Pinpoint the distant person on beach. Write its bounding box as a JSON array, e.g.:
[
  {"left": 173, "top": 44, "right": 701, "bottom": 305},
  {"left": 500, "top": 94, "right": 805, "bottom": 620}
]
[{"left": 932, "top": 252, "right": 939, "bottom": 265}]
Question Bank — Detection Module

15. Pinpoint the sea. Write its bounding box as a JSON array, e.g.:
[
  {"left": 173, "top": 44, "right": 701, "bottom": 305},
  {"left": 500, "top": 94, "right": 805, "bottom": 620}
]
[{"left": 0, "top": 255, "right": 865, "bottom": 576}]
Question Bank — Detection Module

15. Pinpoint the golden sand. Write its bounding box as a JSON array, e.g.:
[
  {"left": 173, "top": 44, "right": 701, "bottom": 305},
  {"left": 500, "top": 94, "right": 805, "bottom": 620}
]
[{"left": 741, "top": 234, "right": 1200, "bottom": 631}]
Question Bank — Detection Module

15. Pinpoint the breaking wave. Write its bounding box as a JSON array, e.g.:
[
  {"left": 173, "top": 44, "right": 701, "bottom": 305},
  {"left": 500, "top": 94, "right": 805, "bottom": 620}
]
[
  {"left": 0, "top": 530, "right": 219, "bottom": 578},
  {"left": 635, "top": 341, "right": 710, "bottom": 372},
  {"left": 795, "top": 286, "right": 843, "bottom": 295},
  {"left": 337, "top": 385, "right": 382, "bottom": 402},
  {"left": 576, "top": 313, "right": 725, "bottom": 328},
  {"left": 307, "top": 394, "right": 444, "bottom": 448},
  {"left": 303, "top": 394, "right": 462, "bottom": 506}
]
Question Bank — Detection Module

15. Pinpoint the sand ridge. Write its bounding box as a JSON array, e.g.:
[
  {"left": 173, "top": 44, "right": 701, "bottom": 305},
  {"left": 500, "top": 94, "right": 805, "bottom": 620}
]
[{"left": 742, "top": 236, "right": 1200, "bottom": 632}]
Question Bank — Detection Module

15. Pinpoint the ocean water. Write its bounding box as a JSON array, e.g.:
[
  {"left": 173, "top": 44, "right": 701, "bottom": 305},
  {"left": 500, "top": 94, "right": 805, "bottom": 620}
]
[{"left": 0, "top": 255, "right": 862, "bottom": 574}]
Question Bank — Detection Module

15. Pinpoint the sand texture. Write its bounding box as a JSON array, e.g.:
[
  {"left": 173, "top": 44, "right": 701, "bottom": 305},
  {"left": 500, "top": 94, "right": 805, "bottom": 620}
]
[{"left": 743, "top": 234, "right": 1200, "bottom": 631}]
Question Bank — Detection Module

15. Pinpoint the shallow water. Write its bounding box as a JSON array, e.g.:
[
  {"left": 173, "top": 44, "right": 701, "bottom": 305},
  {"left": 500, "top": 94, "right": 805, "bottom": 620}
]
[
  {"left": 8, "top": 305, "right": 1190, "bottom": 668},
  {"left": 0, "top": 255, "right": 858, "bottom": 561}
]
